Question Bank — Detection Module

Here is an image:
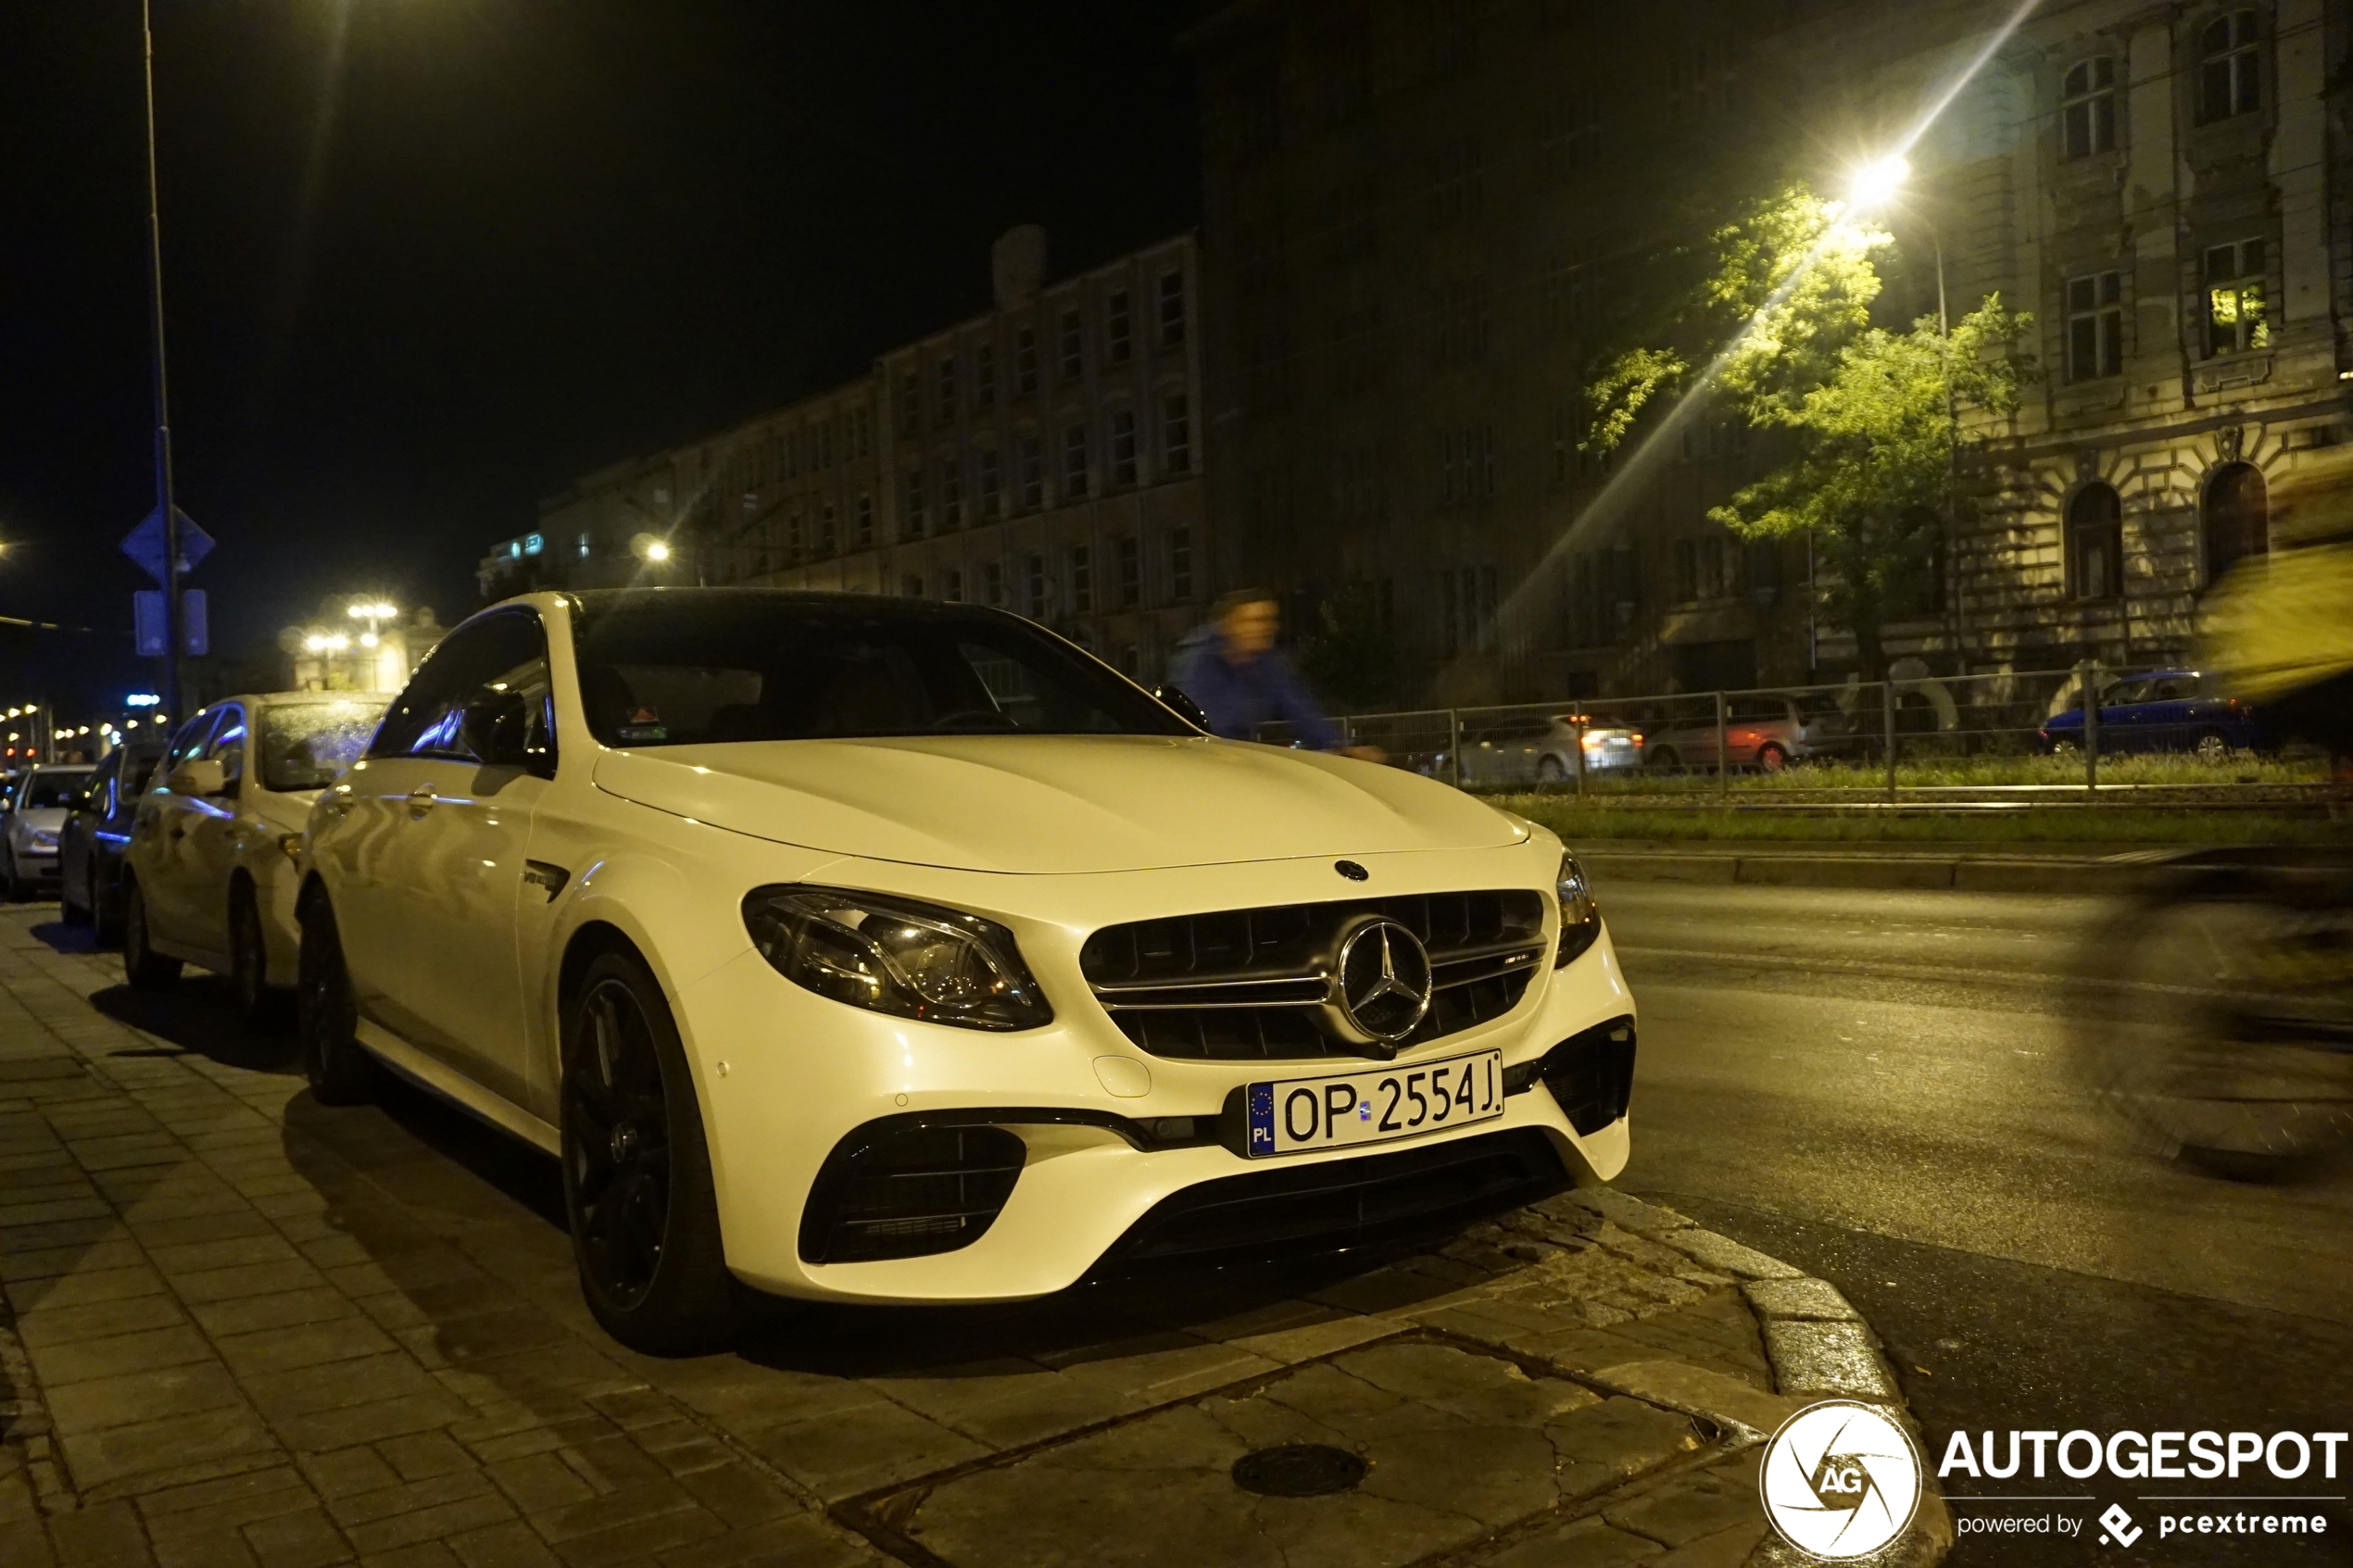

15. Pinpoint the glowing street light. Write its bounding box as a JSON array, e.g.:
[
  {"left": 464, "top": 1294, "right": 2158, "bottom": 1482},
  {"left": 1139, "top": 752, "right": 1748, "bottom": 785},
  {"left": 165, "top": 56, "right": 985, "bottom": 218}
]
[
  {"left": 634, "top": 535, "right": 673, "bottom": 564},
  {"left": 1846, "top": 154, "right": 1910, "bottom": 211}
]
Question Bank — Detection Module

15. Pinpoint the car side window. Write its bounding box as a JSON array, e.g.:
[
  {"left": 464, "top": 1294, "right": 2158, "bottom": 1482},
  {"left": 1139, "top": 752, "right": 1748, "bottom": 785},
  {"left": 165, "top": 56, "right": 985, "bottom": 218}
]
[
  {"left": 370, "top": 609, "right": 554, "bottom": 764},
  {"left": 163, "top": 711, "right": 220, "bottom": 776},
  {"left": 204, "top": 705, "right": 248, "bottom": 790}
]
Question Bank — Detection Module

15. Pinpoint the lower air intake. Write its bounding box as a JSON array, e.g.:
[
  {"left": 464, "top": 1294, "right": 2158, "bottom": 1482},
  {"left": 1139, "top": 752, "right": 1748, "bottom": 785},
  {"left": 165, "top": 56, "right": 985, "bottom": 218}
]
[
  {"left": 799, "top": 1121, "right": 1026, "bottom": 1264},
  {"left": 1094, "top": 1127, "right": 1569, "bottom": 1273}
]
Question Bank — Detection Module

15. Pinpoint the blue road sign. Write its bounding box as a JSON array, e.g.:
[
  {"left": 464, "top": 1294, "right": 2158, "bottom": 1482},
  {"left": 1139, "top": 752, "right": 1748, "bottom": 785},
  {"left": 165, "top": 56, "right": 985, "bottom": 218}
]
[{"left": 120, "top": 507, "right": 214, "bottom": 584}]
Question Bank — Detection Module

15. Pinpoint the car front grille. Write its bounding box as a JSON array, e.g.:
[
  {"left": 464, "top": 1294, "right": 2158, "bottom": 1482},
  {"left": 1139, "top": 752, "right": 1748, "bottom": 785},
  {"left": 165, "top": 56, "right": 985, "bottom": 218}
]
[
  {"left": 1091, "top": 1126, "right": 1570, "bottom": 1273},
  {"left": 1078, "top": 890, "right": 1548, "bottom": 1062}
]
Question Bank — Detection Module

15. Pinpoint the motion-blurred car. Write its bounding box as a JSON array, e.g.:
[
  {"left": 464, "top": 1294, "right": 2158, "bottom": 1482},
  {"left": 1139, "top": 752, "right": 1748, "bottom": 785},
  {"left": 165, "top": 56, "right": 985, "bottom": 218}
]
[
  {"left": 59, "top": 738, "right": 170, "bottom": 942},
  {"left": 1534, "top": 720, "right": 1645, "bottom": 783},
  {"left": 2039, "top": 670, "right": 2261, "bottom": 762},
  {"left": 4, "top": 764, "right": 97, "bottom": 898},
  {"left": 1641, "top": 692, "right": 1856, "bottom": 771},
  {"left": 122, "top": 693, "right": 388, "bottom": 1020}
]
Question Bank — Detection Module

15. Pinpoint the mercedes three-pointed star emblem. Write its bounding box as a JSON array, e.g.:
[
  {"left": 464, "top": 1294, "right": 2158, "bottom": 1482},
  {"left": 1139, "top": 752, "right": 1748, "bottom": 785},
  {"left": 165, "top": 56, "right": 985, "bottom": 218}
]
[{"left": 1330, "top": 917, "right": 1434, "bottom": 1049}]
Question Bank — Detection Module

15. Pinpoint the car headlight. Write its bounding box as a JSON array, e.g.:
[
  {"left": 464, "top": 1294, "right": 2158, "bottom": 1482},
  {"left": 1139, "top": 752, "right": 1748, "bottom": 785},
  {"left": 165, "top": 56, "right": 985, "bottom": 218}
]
[
  {"left": 742, "top": 884, "right": 1052, "bottom": 1031},
  {"left": 279, "top": 833, "right": 304, "bottom": 861},
  {"left": 1555, "top": 852, "right": 1600, "bottom": 968},
  {"left": 30, "top": 830, "right": 57, "bottom": 848}
]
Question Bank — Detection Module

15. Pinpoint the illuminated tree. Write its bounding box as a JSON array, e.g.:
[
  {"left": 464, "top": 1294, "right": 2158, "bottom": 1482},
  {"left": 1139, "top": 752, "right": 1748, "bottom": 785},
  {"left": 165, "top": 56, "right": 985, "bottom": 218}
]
[{"left": 1584, "top": 185, "right": 2036, "bottom": 678}]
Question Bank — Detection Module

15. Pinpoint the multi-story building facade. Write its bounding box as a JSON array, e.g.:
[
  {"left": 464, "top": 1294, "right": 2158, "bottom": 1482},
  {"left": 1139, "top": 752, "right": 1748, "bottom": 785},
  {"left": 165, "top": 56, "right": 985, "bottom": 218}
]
[
  {"left": 484, "top": 232, "right": 1211, "bottom": 683},
  {"left": 1189, "top": 0, "right": 2353, "bottom": 701}
]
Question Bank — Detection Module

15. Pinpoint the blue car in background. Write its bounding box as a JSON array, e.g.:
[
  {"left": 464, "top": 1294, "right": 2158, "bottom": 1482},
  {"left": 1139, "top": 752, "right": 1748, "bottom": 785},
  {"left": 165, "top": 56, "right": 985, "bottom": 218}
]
[{"left": 2039, "top": 669, "right": 2263, "bottom": 762}]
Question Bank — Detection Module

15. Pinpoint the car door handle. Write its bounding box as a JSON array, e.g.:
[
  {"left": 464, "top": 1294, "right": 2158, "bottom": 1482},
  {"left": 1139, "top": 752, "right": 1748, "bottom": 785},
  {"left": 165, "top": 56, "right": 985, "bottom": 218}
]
[{"left": 407, "top": 786, "right": 437, "bottom": 817}]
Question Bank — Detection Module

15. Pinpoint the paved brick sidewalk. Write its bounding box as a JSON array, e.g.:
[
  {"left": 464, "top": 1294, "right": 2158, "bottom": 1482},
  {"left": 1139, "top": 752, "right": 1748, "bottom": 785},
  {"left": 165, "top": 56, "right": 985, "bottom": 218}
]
[{"left": 0, "top": 908, "right": 1946, "bottom": 1568}]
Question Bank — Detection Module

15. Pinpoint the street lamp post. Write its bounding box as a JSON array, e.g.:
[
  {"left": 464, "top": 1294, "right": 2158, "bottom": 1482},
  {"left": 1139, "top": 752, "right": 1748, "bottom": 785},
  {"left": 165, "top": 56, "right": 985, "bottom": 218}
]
[{"left": 140, "top": 0, "right": 184, "bottom": 719}]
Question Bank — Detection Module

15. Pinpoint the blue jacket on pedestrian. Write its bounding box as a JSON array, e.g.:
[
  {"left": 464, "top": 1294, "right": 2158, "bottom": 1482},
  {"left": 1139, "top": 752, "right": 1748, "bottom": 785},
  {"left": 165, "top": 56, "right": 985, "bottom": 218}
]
[{"left": 1167, "top": 627, "right": 1342, "bottom": 749}]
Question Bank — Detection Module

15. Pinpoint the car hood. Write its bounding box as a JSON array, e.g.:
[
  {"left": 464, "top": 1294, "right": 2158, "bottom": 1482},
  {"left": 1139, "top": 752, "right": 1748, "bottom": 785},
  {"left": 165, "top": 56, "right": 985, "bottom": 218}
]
[{"left": 592, "top": 734, "right": 1527, "bottom": 874}]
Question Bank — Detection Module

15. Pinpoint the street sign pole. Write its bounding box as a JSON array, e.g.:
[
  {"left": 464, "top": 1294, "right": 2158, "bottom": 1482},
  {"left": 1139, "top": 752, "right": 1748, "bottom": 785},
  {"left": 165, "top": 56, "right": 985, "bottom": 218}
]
[{"left": 140, "top": 0, "right": 182, "bottom": 720}]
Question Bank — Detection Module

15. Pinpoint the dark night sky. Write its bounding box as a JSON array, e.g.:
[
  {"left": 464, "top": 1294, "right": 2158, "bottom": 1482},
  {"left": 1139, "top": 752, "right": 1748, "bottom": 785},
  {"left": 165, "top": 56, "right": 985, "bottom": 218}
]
[{"left": 0, "top": 1, "right": 1202, "bottom": 718}]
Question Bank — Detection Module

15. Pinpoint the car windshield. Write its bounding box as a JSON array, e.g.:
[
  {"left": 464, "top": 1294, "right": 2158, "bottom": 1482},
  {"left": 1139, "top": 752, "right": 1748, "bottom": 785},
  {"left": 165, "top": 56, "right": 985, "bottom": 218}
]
[
  {"left": 569, "top": 592, "right": 1190, "bottom": 746},
  {"left": 260, "top": 702, "right": 384, "bottom": 792},
  {"left": 19, "top": 773, "right": 90, "bottom": 809}
]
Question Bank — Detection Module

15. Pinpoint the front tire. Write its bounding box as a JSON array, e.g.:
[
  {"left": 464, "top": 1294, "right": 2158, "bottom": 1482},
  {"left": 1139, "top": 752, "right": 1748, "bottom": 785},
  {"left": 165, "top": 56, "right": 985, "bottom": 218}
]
[
  {"left": 122, "top": 880, "right": 182, "bottom": 990},
  {"left": 231, "top": 884, "right": 286, "bottom": 1029},
  {"left": 1536, "top": 756, "right": 1567, "bottom": 785},
  {"left": 560, "top": 950, "right": 740, "bottom": 1355},
  {"left": 2192, "top": 729, "right": 2229, "bottom": 765},
  {"left": 296, "top": 897, "right": 379, "bottom": 1104},
  {"left": 1755, "top": 742, "right": 1790, "bottom": 772},
  {"left": 1649, "top": 745, "right": 1681, "bottom": 771}
]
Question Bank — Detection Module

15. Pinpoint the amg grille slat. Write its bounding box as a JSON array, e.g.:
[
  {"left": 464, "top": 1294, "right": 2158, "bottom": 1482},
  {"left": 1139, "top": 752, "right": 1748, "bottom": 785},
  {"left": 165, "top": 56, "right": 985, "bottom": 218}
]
[{"left": 1080, "top": 891, "right": 1545, "bottom": 1063}]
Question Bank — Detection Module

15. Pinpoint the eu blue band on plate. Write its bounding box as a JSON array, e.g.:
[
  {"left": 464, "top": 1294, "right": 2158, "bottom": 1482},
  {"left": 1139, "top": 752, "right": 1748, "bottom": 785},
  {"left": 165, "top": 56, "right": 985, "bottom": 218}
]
[{"left": 1247, "top": 1083, "right": 1276, "bottom": 1154}]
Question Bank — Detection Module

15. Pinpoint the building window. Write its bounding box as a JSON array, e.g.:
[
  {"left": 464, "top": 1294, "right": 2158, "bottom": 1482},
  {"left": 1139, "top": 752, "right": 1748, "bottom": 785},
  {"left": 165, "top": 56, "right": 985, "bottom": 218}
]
[
  {"left": 975, "top": 343, "right": 996, "bottom": 411},
  {"left": 854, "top": 494, "right": 874, "bottom": 550},
  {"left": 854, "top": 408, "right": 871, "bottom": 458},
  {"left": 2067, "top": 482, "right": 2123, "bottom": 599},
  {"left": 937, "top": 357, "right": 958, "bottom": 426},
  {"left": 2203, "top": 239, "right": 2270, "bottom": 357},
  {"left": 902, "top": 469, "right": 925, "bottom": 539},
  {"left": 1018, "top": 436, "right": 1044, "bottom": 510},
  {"left": 523, "top": 533, "right": 543, "bottom": 556},
  {"left": 1026, "top": 553, "right": 1050, "bottom": 619},
  {"left": 1014, "top": 327, "right": 1038, "bottom": 395},
  {"left": 1116, "top": 535, "right": 1141, "bottom": 607},
  {"left": 1162, "top": 394, "right": 1191, "bottom": 473},
  {"left": 2061, "top": 57, "right": 2116, "bottom": 158},
  {"left": 1062, "top": 423, "right": 1089, "bottom": 500},
  {"left": 1106, "top": 290, "right": 1132, "bottom": 364},
  {"left": 901, "top": 573, "right": 925, "bottom": 598},
  {"left": 1168, "top": 527, "right": 1192, "bottom": 601},
  {"left": 788, "top": 510, "right": 804, "bottom": 561},
  {"left": 2204, "top": 460, "right": 2268, "bottom": 581},
  {"left": 896, "top": 370, "right": 919, "bottom": 437},
  {"left": 941, "top": 460, "right": 964, "bottom": 531},
  {"left": 1069, "top": 546, "right": 1094, "bottom": 614},
  {"left": 941, "top": 569, "right": 963, "bottom": 603},
  {"left": 1110, "top": 410, "right": 1138, "bottom": 486},
  {"left": 977, "top": 446, "right": 1001, "bottom": 521},
  {"left": 818, "top": 505, "right": 837, "bottom": 556},
  {"left": 1157, "top": 271, "right": 1187, "bottom": 347},
  {"left": 2198, "top": 9, "right": 2260, "bottom": 123},
  {"left": 1058, "top": 308, "right": 1084, "bottom": 381},
  {"left": 2066, "top": 271, "right": 2123, "bottom": 381},
  {"left": 818, "top": 420, "right": 834, "bottom": 469},
  {"left": 983, "top": 562, "right": 1004, "bottom": 607}
]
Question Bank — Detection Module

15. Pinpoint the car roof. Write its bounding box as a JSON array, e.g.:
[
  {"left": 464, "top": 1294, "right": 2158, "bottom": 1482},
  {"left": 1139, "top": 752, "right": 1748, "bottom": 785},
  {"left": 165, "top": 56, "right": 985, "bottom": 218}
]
[
  {"left": 562, "top": 586, "right": 1016, "bottom": 621},
  {"left": 28, "top": 763, "right": 93, "bottom": 774},
  {"left": 202, "top": 691, "right": 395, "bottom": 709}
]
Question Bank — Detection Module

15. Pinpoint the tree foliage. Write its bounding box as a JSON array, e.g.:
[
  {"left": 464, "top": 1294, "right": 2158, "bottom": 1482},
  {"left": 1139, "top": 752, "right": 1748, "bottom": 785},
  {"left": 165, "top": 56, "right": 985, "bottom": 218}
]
[{"left": 1581, "top": 183, "right": 2037, "bottom": 676}]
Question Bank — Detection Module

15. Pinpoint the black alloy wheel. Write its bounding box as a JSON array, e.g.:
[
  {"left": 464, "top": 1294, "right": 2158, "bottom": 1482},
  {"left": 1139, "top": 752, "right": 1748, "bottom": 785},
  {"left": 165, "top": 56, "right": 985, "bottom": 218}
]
[
  {"left": 296, "top": 897, "right": 378, "bottom": 1104},
  {"left": 122, "top": 880, "right": 182, "bottom": 990},
  {"left": 560, "top": 950, "right": 738, "bottom": 1354}
]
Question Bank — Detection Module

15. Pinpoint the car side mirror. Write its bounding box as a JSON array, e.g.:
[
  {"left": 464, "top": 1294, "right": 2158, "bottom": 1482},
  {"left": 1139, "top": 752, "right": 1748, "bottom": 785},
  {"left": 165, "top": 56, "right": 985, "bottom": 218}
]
[
  {"left": 1152, "top": 684, "right": 1211, "bottom": 733},
  {"left": 170, "top": 759, "right": 228, "bottom": 797},
  {"left": 459, "top": 689, "right": 535, "bottom": 771}
]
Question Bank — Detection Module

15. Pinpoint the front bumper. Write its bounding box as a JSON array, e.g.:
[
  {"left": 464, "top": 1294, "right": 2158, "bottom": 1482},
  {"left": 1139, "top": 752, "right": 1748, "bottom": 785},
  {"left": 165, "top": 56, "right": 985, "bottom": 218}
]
[
  {"left": 11, "top": 848, "right": 59, "bottom": 882},
  {"left": 674, "top": 840, "right": 1637, "bottom": 1304}
]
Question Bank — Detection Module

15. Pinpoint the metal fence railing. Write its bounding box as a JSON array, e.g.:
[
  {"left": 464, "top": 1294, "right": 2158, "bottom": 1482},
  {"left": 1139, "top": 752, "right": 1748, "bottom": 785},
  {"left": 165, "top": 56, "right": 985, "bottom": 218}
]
[{"left": 1252, "top": 664, "right": 2330, "bottom": 803}]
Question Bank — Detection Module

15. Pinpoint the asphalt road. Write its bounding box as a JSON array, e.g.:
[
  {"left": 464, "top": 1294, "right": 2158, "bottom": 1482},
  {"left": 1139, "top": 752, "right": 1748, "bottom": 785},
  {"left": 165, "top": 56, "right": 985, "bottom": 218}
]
[{"left": 1600, "top": 880, "right": 2353, "bottom": 1567}]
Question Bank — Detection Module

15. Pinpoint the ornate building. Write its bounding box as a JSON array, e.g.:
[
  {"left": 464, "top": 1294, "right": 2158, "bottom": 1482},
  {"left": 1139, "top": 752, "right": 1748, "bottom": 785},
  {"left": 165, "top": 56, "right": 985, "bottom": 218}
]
[{"left": 1188, "top": 0, "right": 2353, "bottom": 699}]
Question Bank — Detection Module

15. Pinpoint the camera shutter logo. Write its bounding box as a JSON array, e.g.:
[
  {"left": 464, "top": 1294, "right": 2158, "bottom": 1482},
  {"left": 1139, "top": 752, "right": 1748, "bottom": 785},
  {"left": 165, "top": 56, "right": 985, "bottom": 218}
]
[{"left": 1759, "top": 1400, "right": 1923, "bottom": 1560}]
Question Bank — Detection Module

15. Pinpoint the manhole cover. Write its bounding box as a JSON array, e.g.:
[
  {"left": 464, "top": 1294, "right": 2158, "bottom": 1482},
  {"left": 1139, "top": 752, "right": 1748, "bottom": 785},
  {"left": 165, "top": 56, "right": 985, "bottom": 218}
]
[{"left": 1230, "top": 1443, "right": 1366, "bottom": 1498}]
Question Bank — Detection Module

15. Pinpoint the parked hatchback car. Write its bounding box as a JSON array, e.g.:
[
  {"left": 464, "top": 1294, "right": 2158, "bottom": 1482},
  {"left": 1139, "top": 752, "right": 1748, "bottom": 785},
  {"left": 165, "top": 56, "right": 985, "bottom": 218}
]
[
  {"left": 122, "top": 693, "right": 389, "bottom": 1019},
  {"left": 60, "top": 739, "right": 170, "bottom": 940},
  {"left": 291, "top": 589, "right": 1637, "bottom": 1352},
  {"left": 4, "top": 764, "right": 97, "bottom": 898},
  {"left": 2038, "top": 670, "right": 2261, "bottom": 762}
]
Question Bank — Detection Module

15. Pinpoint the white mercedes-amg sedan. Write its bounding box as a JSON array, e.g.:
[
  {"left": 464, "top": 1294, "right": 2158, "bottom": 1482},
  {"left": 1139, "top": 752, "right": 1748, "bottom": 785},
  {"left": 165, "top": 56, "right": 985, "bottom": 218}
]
[{"left": 296, "top": 589, "right": 1636, "bottom": 1352}]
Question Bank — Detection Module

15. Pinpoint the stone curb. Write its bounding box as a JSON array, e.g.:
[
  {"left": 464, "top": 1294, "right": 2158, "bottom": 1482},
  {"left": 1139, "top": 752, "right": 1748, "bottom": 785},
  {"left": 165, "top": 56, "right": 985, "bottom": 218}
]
[
  {"left": 1571, "top": 1190, "right": 1952, "bottom": 1568},
  {"left": 1579, "top": 845, "right": 2178, "bottom": 896}
]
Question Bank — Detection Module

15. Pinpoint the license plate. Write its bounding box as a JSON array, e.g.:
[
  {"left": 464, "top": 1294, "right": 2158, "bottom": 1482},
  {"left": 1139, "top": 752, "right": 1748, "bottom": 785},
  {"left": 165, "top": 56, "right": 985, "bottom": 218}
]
[{"left": 1244, "top": 1048, "right": 1504, "bottom": 1159}]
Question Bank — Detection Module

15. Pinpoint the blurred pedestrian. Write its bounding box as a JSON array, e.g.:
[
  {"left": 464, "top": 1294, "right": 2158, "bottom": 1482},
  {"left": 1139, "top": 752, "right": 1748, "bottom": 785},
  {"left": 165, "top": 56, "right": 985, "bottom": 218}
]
[{"left": 1168, "top": 589, "right": 1383, "bottom": 760}]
